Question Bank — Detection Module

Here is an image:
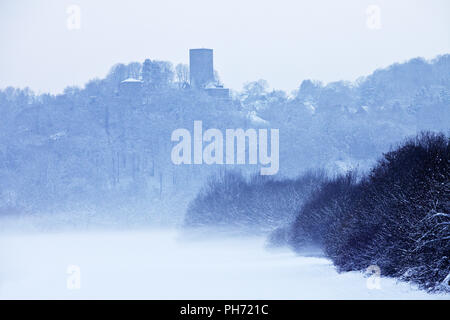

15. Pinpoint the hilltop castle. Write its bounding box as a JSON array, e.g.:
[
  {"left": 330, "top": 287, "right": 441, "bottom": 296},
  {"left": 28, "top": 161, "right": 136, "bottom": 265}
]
[{"left": 119, "top": 48, "right": 229, "bottom": 99}]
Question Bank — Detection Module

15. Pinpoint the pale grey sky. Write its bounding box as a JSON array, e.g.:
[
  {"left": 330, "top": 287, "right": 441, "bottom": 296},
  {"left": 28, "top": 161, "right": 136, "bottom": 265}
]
[{"left": 1, "top": 0, "right": 449, "bottom": 94}]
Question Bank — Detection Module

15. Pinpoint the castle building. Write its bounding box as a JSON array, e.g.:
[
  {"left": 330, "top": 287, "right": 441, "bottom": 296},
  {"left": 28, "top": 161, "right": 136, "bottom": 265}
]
[
  {"left": 119, "top": 78, "right": 143, "bottom": 96},
  {"left": 189, "top": 48, "right": 229, "bottom": 99},
  {"left": 189, "top": 48, "right": 214, "bottom": 89},
  {"left": 116, "top": 49, "right": 229, "bottom": 99}
]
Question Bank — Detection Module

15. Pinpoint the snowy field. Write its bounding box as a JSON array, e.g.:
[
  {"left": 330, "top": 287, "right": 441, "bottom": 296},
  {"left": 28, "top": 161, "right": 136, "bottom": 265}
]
[{"left": 0, "top": 229, "right": 448, "bottom": 299}]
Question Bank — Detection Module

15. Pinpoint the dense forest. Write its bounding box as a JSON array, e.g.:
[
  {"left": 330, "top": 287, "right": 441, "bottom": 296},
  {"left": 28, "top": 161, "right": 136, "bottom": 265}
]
[
  {"left": 0, "top": 55, "right": 449, "bottom": 228},
  {"left": 1, "top": 52, "right": 449, "bottom": 291}
]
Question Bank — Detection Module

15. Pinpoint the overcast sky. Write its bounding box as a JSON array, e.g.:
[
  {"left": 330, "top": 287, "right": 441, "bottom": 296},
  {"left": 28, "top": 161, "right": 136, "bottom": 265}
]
[{"left": 1, "top": 0, "right": 449, "bottom": 94}]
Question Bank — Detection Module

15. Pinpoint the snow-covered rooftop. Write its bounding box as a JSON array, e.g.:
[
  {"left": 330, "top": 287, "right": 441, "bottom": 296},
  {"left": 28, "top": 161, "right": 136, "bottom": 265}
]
[{"left": 121, "top": 78, "right": 142, "bottom": 83}]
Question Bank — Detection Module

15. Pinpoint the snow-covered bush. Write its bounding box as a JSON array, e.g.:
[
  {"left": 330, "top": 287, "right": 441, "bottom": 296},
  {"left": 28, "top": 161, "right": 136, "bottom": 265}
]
[
  {"left": 288, "top": 132, "right": 450, "bottom": 292},
  {"left": 184, "top": 170, "right": 326, "bottom": 233}
]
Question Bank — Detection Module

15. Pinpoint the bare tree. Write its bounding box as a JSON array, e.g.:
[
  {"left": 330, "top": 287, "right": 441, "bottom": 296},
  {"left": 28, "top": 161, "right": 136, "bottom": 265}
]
[{"left": 175, "top": 63, "right": 189, "bottom": 88}]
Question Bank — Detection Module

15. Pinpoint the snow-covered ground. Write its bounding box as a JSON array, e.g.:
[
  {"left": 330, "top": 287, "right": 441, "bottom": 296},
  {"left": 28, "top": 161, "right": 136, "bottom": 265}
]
[{"left": 0, "top": 229, "right": 448, "bottom": 299}]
